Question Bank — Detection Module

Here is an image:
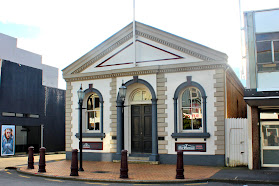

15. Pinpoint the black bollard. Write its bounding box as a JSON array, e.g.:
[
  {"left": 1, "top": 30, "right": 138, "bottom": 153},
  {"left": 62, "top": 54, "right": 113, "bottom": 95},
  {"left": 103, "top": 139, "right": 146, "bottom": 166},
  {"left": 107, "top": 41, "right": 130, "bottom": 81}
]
[
  {"left": 38, "top": 147, "right": 46, "bottom": 173},
  {"left": 120, "top": 150, "right": 128, "bottom": 178},
  {"left": 70, "top": 149, "right": 79, "bottom": 176},
  {"left": 27, "top": 146, "right": 34, "bottom": 169},
  {"left": 176, "top": 150, "right": 184, "bottom": 179}
]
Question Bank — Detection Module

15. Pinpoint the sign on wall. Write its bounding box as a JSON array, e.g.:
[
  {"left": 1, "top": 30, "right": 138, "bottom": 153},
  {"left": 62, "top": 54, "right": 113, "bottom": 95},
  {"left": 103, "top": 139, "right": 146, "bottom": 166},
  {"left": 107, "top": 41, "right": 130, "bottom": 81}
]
[
  {"left": 175, "top": 143, "right": 206, "bottom": 152},
  {"left": 1, "top": 125, "right": 15, "bottom": 156},
  {"left": 82, "top": 142, "right": 103, "bottom": 150}
]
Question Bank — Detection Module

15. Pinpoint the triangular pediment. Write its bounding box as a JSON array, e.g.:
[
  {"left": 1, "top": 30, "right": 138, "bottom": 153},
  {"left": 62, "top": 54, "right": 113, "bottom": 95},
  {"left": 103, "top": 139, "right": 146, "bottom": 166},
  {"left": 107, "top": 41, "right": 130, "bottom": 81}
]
[
  {"left": 96, "top": 40, "right": 183, "bottom": 68},
  {"left": 62, "top": 22, "right": 228, "bottom": 77}
]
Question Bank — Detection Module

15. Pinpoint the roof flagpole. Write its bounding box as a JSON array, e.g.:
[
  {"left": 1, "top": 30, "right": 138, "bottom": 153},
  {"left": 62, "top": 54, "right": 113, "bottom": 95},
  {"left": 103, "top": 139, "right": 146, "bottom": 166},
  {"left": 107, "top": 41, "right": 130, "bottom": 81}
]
[{"left": 133, "top": 0, "right": 137, "bottom": 67}]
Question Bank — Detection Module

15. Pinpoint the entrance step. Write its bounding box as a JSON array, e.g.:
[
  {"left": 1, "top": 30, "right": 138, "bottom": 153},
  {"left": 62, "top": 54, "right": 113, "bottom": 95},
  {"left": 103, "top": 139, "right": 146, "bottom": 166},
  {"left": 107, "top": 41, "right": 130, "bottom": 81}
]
[{"left": 113, "top": 156, "right": 159, "bottom": 165}]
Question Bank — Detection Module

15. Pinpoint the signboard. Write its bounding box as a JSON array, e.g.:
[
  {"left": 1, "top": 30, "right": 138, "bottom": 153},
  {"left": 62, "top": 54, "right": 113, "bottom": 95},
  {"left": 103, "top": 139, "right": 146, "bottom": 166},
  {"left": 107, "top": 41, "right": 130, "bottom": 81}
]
[
  {"left": 175, "top": 143, "right": 206, "bottom": 152},
  {"left": 1, "top": 125, "right": 16, "bottom": 156},
  {"left": 82, "top": 142, "right": 103, "bottom": 150}
]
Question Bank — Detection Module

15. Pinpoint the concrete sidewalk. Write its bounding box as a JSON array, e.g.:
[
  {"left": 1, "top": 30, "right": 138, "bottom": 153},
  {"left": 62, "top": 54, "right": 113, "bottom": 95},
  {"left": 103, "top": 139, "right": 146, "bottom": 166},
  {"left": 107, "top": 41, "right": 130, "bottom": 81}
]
[
  {"left": 0, "top": 153, "right": 65, "bottom": 170},
  {"left": 2, "top": 154, "right": 279, "bottom": 184}
]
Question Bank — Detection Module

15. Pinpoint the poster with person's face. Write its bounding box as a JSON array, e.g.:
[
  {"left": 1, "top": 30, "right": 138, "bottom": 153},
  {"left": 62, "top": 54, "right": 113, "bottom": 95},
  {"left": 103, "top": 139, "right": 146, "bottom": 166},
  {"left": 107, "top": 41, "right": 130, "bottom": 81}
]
[{"left": 1, "top": 125, "right": 15, "bottom": 156}]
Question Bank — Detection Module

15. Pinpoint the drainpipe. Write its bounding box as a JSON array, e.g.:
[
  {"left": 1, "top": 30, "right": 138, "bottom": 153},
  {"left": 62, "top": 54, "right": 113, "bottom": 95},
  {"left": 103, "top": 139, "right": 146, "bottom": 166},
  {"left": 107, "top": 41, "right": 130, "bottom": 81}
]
[{"left": 224, "top": 66, "right": 229, "bottom": 166}]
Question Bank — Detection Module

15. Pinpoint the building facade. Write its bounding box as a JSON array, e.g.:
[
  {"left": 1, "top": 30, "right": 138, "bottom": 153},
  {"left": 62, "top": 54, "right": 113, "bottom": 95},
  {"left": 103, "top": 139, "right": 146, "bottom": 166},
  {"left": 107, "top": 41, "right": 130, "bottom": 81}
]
[
  {"left": 244, "top": 8, "right": 279, "bottom": 169},
  {"left": 63, "top": 22, "right": 246, "bottom": 166},
  {"left": 0, "top": 33, "right": 65, "bottom": 153}
]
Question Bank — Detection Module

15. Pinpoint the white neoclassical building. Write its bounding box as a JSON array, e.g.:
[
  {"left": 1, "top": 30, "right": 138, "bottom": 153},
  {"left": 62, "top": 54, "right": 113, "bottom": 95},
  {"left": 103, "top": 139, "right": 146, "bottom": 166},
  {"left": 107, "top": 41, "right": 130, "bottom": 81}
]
[{"left": 62, "top": 22, "right": 245, "bottom": 166}]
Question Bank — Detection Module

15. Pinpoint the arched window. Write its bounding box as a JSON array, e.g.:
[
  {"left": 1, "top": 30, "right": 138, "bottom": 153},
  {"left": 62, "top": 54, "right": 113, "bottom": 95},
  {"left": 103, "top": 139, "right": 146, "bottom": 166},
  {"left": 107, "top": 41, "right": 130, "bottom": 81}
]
[
  {"left": 87, "top": 93, "right": 100, "bottom": 131},
  {"left": 181, "top": 87, "right": 202, "bottom": 130},
  {"left": 172, "top": 76, "right": 210, "bottom": 138}
]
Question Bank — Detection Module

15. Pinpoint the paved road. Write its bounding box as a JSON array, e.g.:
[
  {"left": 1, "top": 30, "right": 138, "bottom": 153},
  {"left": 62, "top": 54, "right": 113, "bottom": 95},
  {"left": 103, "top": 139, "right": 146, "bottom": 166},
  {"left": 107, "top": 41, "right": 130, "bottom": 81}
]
[{"left": 0, "top": 169, "right": 277, "bottom": 186}]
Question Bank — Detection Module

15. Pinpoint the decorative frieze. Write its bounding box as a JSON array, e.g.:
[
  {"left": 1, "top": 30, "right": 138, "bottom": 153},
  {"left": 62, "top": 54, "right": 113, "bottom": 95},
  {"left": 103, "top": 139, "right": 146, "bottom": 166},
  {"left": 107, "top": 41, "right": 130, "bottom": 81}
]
[{"left": 65, "top": 64, "right": 227, "bottom": 82}]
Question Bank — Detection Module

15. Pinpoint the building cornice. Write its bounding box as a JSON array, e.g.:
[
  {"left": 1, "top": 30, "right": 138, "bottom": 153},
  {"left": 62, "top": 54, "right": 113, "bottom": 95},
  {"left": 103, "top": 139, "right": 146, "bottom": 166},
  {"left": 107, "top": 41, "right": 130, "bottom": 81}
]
[{"left": 64, "top": 62, "right": 227, "bottom": 82}]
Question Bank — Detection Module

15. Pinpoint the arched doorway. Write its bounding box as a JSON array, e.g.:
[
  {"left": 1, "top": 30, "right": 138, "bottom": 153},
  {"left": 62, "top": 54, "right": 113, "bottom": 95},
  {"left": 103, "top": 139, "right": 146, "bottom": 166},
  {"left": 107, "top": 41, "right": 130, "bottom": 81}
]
[
  {"left": 128, "top": 87, "right": 152, "bottom": 154},
  {"left": 116, "top": 77, "right": 158, "bottom": 161}
]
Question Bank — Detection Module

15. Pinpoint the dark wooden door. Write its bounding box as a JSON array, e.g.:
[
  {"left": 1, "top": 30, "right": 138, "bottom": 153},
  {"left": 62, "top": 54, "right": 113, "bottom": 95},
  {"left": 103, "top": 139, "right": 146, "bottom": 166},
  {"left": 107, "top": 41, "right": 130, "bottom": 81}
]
[{"left": 131, "top": 105, "right": 152, "bottom": 153}]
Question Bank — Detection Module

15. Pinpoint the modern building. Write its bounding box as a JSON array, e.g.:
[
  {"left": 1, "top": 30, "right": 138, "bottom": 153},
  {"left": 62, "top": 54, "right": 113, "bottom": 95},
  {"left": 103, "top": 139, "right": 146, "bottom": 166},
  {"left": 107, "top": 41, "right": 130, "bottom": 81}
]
[
  {"left": 63, "top": 22, "right": 246, "bottom": 166},
  {"left": 0, "top": 33, "right": 65, "bottom": 153},
  {"left": 243, "top": 8, "right": 279, "bottom": 169}
]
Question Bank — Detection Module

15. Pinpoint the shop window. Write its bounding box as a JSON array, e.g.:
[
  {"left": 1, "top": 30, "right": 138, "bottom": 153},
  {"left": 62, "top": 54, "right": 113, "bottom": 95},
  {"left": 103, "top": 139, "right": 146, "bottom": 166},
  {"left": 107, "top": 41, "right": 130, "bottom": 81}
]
[
  {"left": 256, "top": 32, "right": 279, "bottom": 72},
  {"left": 87, "top": 93, "right": 100, "bottom": 131},
  {"left": 181, "top": 87, "right": 202, "bottom": 131}
]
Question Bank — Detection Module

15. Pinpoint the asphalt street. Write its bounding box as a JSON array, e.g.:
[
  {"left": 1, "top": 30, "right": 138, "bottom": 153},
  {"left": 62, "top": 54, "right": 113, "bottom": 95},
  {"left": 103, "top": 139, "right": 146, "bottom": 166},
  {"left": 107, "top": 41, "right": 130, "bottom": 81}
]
[{"left": 1, "top": 169, "right": 278, "bottom": 186}]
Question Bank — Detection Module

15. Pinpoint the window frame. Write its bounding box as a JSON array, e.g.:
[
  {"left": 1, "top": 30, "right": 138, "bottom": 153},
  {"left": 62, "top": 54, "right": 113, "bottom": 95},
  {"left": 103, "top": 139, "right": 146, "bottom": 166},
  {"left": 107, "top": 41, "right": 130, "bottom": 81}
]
[
  {"left": 256, "top": 32, "right": 279, "bottom": 72},
  {"left": 171, "top": 77, "right": 210, "bottom": 139},
  {"left": 75, "top": 87, "right": 105, "bottom": 139}
]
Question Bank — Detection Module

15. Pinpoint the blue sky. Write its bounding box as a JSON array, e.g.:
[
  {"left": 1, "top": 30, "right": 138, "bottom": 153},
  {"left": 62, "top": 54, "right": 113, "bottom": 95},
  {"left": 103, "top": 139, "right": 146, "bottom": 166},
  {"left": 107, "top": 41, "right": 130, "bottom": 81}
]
[
  {"left": 0, "top": 22, "right": 39, "bottom": 39},
  {"left": 0, "top": 0, "right": 278, "bottom": 89}
]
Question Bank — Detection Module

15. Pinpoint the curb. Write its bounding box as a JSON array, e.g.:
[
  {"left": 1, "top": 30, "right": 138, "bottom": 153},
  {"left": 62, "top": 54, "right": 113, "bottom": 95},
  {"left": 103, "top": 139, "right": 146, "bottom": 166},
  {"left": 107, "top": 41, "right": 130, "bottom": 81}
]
[
  {"left": 208, "top": 178, "right": 279, "bottom": 185},
  {"left": 16, "top": 168, "right": 279, "bottom": 185},
  {"left": 16, "top": 168, "right": 210, "bottom": 184}
]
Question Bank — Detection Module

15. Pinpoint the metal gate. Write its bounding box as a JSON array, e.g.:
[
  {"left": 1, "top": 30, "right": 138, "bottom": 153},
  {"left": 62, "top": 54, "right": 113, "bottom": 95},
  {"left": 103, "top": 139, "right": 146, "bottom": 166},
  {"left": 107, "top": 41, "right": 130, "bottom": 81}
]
[{"left": 225, "top": 118, "right": 248, "bottom": 167}]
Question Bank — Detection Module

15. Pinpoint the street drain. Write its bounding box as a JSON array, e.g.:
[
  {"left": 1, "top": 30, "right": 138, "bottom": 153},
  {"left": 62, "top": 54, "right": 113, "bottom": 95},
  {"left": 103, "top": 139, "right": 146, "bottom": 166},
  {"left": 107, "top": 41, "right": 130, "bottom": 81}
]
[{"left": 92, "top": 171, "right": 110, "bottom": 173}]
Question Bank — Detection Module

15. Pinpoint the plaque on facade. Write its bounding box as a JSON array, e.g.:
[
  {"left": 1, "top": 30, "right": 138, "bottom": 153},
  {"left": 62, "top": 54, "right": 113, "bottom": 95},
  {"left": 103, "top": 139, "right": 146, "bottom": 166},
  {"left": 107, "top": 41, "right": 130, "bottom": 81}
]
[
  {"left": 175, "top": 143, "right": 206, "bottom": 152},
  {"left": 82, "top": 142, "right": 103, "bottom": 150}
]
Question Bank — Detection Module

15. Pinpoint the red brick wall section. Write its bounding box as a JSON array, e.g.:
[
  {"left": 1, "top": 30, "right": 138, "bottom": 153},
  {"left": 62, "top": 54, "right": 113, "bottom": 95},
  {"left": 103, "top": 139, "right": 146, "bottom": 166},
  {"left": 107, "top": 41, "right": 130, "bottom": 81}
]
[{"left": 226, "top": 70, "right": 247, "bottom": 118}]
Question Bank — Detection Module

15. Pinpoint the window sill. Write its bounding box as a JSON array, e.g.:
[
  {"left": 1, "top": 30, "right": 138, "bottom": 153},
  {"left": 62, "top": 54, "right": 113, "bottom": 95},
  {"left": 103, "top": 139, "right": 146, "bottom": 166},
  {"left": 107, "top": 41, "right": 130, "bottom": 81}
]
[
  {"left": 75, "top": 133, "right": 106, "bottom": 138},
  {"left": 171, "top": 132, "right": 210, "bottom": 138}
]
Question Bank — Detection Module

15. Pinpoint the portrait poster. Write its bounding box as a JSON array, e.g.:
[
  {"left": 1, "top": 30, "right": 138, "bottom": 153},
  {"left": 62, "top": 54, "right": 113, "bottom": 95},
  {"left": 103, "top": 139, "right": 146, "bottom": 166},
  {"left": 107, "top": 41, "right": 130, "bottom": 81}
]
[{"left": 1, "top": 125, "right": 15, "bottom": 156}]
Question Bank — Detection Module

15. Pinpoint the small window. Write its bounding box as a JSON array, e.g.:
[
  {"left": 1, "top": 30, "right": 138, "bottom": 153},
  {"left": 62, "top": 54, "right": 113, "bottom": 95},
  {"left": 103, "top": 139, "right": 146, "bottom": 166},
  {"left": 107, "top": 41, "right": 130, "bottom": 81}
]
[
  {"left": 87, "top": 93, "right": 100, "bottom": 131},
  {"left": 256, "top": 32, "right": 279, "bottom": 72},
  {"left": 181, "top": 87, "right": 202, "bottom": 131}
]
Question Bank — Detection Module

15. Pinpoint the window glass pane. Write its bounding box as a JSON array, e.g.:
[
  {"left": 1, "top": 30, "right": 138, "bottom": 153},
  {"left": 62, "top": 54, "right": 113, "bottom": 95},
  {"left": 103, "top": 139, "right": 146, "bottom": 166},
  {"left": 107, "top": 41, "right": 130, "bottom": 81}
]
[
  {"left": 257, "top": 41, "right": 272, "bottom": 63},
  {"left": 258, "top": 63, "right": 279, "bottom": 72},
  {"left": 262, "top": 125, "right": 279, "bottom": 147},
  {"left": 88, "top": 112, "right": 94, "bottom": 130},
  {"left": 133, "top": 91, "right": 142, "bottom": 101},
  {"left": 182, "top": 89, "right": 191, "bottom": 107},
  {"left": 87, "top": 97, "right": 93, "bottom": 110},
  {"left": 193, "top": 118, "right": 202, "bottom": 129},
  {"left": 182, "top": 109, "right": 192, "bottom": 130},
  {"left": 94, "top": 97, "right": 100, "bottom": 108},
  {"left": 274, "top": 41, "right": 279, "bottom": 62},
  {"left": 143, "top": 91, "right": 151, "bottom": 100}
]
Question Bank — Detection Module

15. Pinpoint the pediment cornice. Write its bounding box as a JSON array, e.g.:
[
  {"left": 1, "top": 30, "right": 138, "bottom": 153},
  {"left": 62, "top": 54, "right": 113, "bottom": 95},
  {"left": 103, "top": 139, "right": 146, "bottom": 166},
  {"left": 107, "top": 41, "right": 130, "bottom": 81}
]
[{"left": 64, "top": 62, "right": 228, "bottom": 82}]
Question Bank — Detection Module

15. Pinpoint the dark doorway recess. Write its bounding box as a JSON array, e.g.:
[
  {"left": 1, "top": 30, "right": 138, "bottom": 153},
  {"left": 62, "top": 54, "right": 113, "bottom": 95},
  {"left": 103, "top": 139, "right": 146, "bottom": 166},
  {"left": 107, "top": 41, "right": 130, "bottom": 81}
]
[{"left": 131, "top": 105, "right": 152, "bottom": 153}]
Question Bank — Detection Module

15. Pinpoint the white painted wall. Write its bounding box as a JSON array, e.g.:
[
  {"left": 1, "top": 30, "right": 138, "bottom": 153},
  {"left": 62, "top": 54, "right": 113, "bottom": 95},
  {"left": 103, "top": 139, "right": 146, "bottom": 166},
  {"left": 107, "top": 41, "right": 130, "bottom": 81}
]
[
  {"left": 71, "top": 79, "right": 112, "bottom": 153},
  {"left": 255, "top": 9, "right": 279, "bottom": 33},
  {"left": 165, "top": 70, "right": 217, "bottom": 155},
  {"left": 258, "top": 72, "right": 279, "bottom": 91},
  {"left": 0, "top": 33, "right": 58, "bottom": 88}
]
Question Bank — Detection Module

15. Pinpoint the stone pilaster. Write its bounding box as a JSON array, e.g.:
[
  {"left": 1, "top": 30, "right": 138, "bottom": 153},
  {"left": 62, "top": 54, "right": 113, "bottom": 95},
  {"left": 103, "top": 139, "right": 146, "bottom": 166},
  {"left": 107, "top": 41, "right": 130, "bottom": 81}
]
[
  {"left": 213, "top": 69, "right": 225, "bottom": 155},
  {"left": 109, "top": 78, "right": 117, "bottom": 153},
  {"left": 65, "top": 81, "right": 73, "bottom": 152},
  {"left": 156, "top": 73, "right": 168, "bottom": 154}
]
